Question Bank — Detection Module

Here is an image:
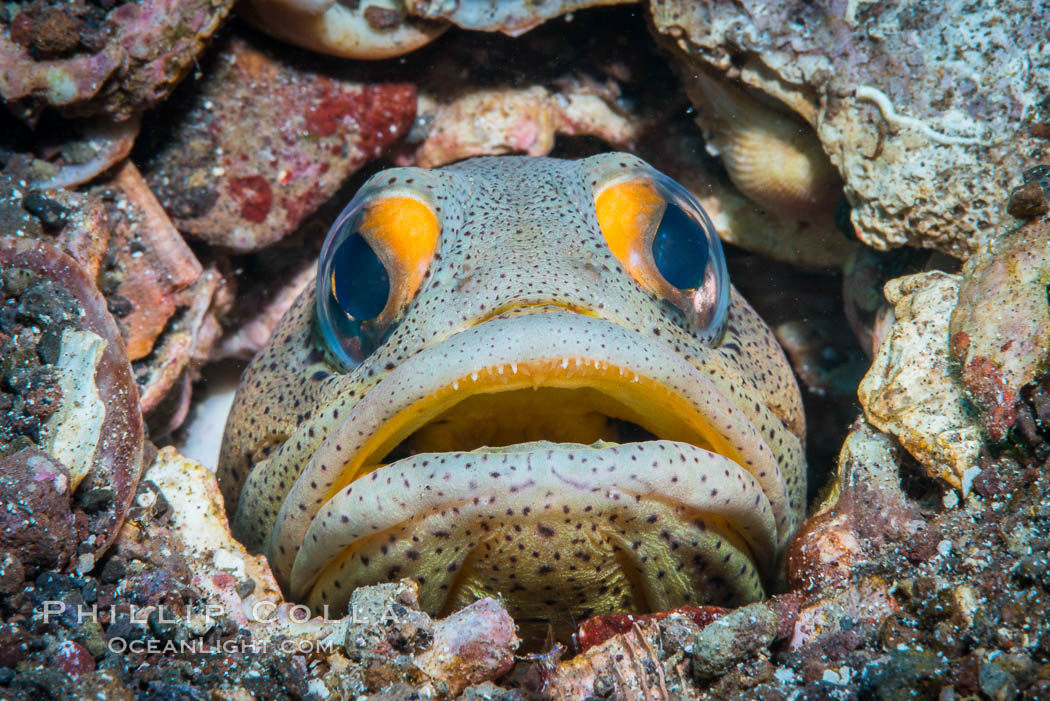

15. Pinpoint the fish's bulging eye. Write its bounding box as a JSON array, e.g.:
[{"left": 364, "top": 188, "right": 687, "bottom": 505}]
[
  {"left": 594, "top": 169, "right": 728, "bottom": 342},
  {"left": 317, "top": 191, "right": 439, "bottom": 370},
  {"left": 331, "top": 233, "right": 390, "bottom": 322},
  {"left": 651, "top": 202, "right": 709, "bottom": 291}
]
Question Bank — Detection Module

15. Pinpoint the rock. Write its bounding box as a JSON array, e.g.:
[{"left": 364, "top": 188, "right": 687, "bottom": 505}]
[
  {"left": 949, "top": 219, "right": 1050, "bottom": 442},
  {"left": 789, "top": 577, "right": 899, "bottom": 652},
  {"left": 786, "top": 421, "right": 921, "bottom": 593},
  {"left": 650, "top": 0, "right": 1049, "bottom": 258},
  {"left": 690, "top": 602, "right": 778, "bottom": 679},
  {"left": 414, "top": 597, "right": 519, "bottom": 696},
  {"left": 77, "top": 488, "right": 114, "bottom": 514},
  {"left": 21, "top": 192, "right": 69, "bottom": 230},
  {"left": 52, "top": 639, "right": 94, "bottom": 677},
  {"left": 141, "top": 31, "right": 417, "bottom": 251},
  {"left": 1007, "top": 181, "right": 1049, "bottom": 219},
  {"left": 340, "top": 580, "right": 433, "bottom": 691},
  {"left": 0, "top": 0, "right": 236, "bottom": 121},
  {"left": 99, "top": 556, "right": 126, "bottom": 585},
  {"left": 344, "top": 579, "right": 435, "bottom": 658},
  {"left": 16, "top": 279, "right": 81, "bottom": 327},
  {"left": 0, "top": 176, "right": 111, "bottom": 279},
  {"left": 859, "top": 648, "right": 949, "bottom": 700},
  {"left": 0, "top": 447, "right": 74, "bottom": 575},
  {"left": 458, "top": 681, "right": 523, "bottom": 701},
  {"left": 16, "top": 7, "right": 80, "bottom": 60},
  {"left": 858, "top": 272, "right": 983, "bottom": 491}
]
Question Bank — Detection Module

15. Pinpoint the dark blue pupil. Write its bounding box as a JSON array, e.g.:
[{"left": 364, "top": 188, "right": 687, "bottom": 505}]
[
  {"left": 331, "top": 232, "right": 389, "bottom": 321},
  {"left": 651, "top": 202, "right": 709, "bottom": 290}
]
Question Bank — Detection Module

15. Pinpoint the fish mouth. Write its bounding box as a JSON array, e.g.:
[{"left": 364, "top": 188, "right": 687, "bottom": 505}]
[{"left": 271, "top": 312, "right": 791, "bottom": 637}]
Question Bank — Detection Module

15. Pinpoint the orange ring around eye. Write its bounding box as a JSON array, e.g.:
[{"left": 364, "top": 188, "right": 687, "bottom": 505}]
[
  {"left": 357, "top": 195, "right": 439, "bottom": 323},
  {"left": 595, "top": 179, "right": 676, "bottom": 300}
]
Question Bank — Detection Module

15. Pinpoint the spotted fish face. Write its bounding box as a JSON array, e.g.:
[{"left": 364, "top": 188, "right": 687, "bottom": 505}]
[{"left": 218, "top": 154, "right": 806, "bottom": 643}]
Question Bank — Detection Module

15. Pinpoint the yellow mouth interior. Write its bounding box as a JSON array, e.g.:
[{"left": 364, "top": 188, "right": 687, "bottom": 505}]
[
  {"left": 387, "top": 386, "right": 659, "bottom": 458},
  {"left": 325, "top": 358, "right": 740, "bottom": 500}
]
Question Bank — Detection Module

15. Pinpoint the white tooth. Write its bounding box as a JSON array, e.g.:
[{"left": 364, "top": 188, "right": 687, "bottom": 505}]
[
  {"left": 575, "top": 358, "right": 582, "bottom": 367},
  {"left": 471, "top": 372, "right": 479, "bottom": 382},
  {"left": 511, "top": 363, "right": 518, "bottom": 374},
  {"left": 453, "top": 381, "right": 459, "bottom": 390},
  {"left": 632, "top": 374, "right": 639, "bottom": 383},
  {"left": 561, "top": 358, "right": 569, "bottom": 369},
  {"left": 497, "top": 366, "right": 504, "bottom": 375}
]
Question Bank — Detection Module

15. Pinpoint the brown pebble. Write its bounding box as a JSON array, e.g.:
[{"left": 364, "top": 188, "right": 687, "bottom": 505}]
[
  {"left": 0, "top": 447, "right": 74, "bottom": 575},
  {"left": 54, "top": 640, "right": 95, "bottom": 676},
  {"left": 28, "top": 7, "right": 81, "bottom": 59},
  {"left": 971, "top": 469, "right": 1001, "bottom": 498},
  {"left": 24, "top": 380, "right": 62, "bottom": 419},
  {"left": 1033, "top": 122, "right": 1050, "bottom": 139},
  {"left": 1007, "top": 181, "right": 1049, "bottom": 219}
]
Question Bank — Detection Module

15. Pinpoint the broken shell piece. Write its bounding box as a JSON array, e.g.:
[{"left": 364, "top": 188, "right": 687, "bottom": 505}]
[
  {"left": 405, "top": 0, "right": 635, "bottom": 36},
  {"left": 240, "top": 0, "right": 448, "bottom": 60},
  {"left": 858, "top": 272, "right": 982, "bottom": 492},
  {"left": 413, "top": 86, "right": 639, "bottom": 168},
  {"left": 28, "top": 115, "right": 140, "bottom": 191},
  {"left": 43, "top": 328, "right": 108, "bottom": 489},
  {"left": 0, "top": 237, "right": 143, "bottom": 555},
  {"left": 543, "top": 618, "right": 694, "bottom": 698},
  {"left": 95, "top": 162, "right": 203, "bottom": 361},
  {"left": 138, "top": 448, "right": 287, "bottom": 620},
  {"left": 573, "top": 605, "right": 725, "bottom": 653},
  {"left": 136, "top": 267, "right": 226, "bottom": 436},
  {"left": 949, "top": 219, "right": 1050, "bottom": 442},
  {"left": 684, "top": 67, "right": 843, "bottom": 220}
]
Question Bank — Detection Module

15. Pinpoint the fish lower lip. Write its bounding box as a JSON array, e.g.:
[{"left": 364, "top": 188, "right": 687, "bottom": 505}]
[{"left": 292, "top": 439, "right": 776, "bottom": 639}]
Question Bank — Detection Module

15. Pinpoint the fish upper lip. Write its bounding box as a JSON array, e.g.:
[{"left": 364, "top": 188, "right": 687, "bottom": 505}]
[{"left": 261, "top": 312, "right": 792, "bottom": 590}]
